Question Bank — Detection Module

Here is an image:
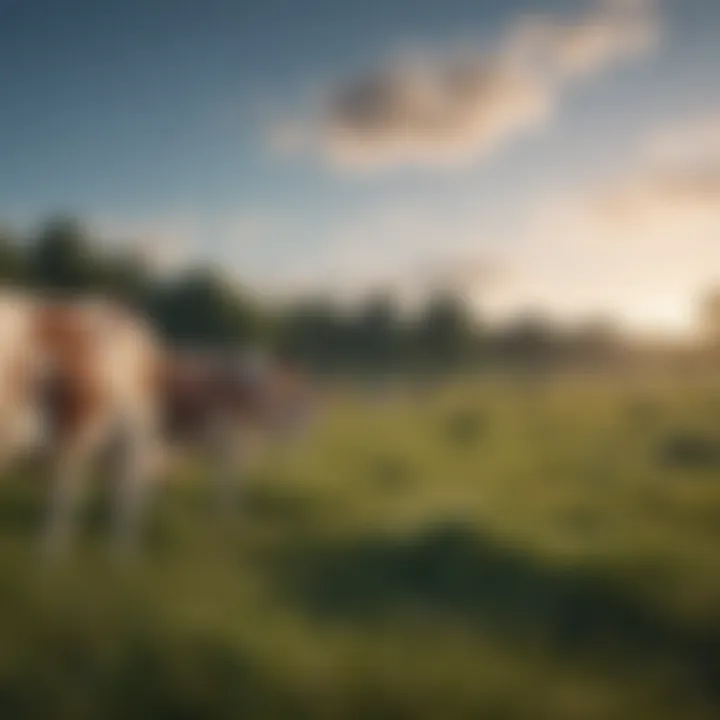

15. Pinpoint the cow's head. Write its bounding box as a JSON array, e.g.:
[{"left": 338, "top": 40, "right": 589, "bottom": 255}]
[{"left": 161, "top": 347, "right": 316, "bottom": 455}]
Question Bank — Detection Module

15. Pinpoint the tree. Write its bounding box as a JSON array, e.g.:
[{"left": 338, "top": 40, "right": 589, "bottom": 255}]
[
  {"left": 354, "top": 293, "right": 401, "bottom": 371},
  {"left": 568, "top": 318, "right": 623, "bottom": 368},
  {"left": 98, "top": 251, "right": 153, "bottom": 308},
  {"left": 29, "top": 217, "right": 98, "bottom": 292},
  {"left": 150, "top": 268, "right": 260, "bottom": 346},
  {"left": 276, "top": 298, "right": 347, "bottom": 370},
  {"left": 0, "top": 226, "right": 25, "bottom": 284},
  {"left": 413, "top": 292, "right": 473, "bottom": 370},
  {"left": 496, "top": 312, "right": 558, "bottom": 370}
]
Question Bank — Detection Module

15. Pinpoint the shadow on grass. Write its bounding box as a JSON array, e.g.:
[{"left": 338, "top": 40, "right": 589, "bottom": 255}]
[
  {"left": 657, "top": 430, "right": 720, "bottom": 471},
  {"left": 0, "top": 620, "right": 297, "bottom": 720},
  {"left": 273, "top": 521, "right": 720, "bottom": 700}
]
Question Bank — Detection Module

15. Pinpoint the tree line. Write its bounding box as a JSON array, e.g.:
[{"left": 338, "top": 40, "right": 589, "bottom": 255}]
[{"left": 2, "top": 216, "right": 712, "bottom": 376}]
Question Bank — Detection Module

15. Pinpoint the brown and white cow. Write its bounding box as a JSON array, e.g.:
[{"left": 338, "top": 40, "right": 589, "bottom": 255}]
[
  {"left": 0, "top": 290, "right": 164, "bottom": 557},
  {"left": 0, "top": 290, "right": 313, "bottom": 557}
]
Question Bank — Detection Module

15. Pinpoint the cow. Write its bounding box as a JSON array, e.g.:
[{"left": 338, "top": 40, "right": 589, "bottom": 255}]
[
  {"left": 0, "top": 290, "right": 314, "bottom": 559},
  {"left": 158, "top": 347, "right": 314, "bottom": 513},
  {"left": 0, "top": 290, "right": 163, "bottom": 558}
]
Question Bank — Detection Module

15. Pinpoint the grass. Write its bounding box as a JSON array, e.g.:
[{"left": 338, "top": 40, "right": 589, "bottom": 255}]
[{"left": 0, "top": 373, "right": 719, "bottom": 718}]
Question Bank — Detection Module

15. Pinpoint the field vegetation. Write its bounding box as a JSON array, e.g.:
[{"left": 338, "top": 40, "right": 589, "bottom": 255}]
[{"left": 1, "top": 373, "right": 719, "bottom": 719}]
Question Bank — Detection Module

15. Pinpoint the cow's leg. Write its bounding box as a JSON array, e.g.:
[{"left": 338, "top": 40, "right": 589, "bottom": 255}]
[
  {"left": 40, "top": 373, "right": 109, "bottom": 561},
  {"left": 110, "top": 413, "right": 161, "bottom": 557},
  {"left": 42, "top": 429, "right": 97, "bottom": 560}
]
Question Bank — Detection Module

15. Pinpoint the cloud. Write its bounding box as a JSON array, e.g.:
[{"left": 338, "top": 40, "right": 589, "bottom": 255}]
[
  {"left": 508, "top": 0, "right": 658, "bottom": 79},
  {"left": 535, "top": 112, "right": 720, "bottom": 244},
  {"left": 315, "top": 56, "right": 553, "bottom": 169},
  {"left": 276, "top": 0, "right": 660, "bottom": 171}
]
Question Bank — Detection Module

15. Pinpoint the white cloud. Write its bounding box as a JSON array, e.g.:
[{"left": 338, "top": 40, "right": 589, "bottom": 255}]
[{"left": 276, "top": 0, "right": 660, "bottom": 171}]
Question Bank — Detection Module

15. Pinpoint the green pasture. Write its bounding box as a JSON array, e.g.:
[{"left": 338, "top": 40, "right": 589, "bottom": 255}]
[{"left": 0, "top": 374, "right": 719, "bottom": 719}]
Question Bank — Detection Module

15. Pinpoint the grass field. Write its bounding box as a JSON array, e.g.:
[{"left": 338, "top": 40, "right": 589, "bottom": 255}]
[{"left": 1, "top": 373, "right": 719, "bottom": 719}]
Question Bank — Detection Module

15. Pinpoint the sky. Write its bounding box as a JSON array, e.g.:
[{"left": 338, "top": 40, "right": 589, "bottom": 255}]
[{"left": 1, "top": 0, "right": 719, "bottom": 334}]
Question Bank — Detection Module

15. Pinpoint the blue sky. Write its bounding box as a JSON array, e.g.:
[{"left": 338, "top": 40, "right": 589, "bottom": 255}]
[{"left": 2, "top": 0, "right": 719, "bottom": 331}]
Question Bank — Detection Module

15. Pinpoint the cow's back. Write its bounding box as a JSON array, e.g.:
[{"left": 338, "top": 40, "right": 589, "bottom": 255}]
[
  {"left": 35, "top": 297, "right": 163, "bottom": 438},
  {"left": 0, "top": 291, "right": 163, "bottom": 455}
]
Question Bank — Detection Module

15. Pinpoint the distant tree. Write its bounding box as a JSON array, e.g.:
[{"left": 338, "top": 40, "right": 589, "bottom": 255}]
[
  {"left": 150, "top": 268, "right": 260, "bottom": 346},
  {"left": 0, "top": 212, "right": 653, "bottom": 376},
  {"left": 0, "top": 226, "right": 26, "bottom": 284},
  {"left": 569, "top": 318, "right": 623, "bottom": 368},
  {"left": 354, "top": 293, "right": 401, "bottom": 371},
  {"left": 277, "top": 298, "right": 348, "bottom": 370},
  {"left": 496, "top": 312, "right": 559, "bottom": 370},
  {"left": 98, "top": 251, "right": 153, "bottom": 309},
  {"left": 413, "top": 292, "right": 473, "bottom": 370},
  {"left": 29, "top": 217, "right": 98, "bottom": 292}
]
